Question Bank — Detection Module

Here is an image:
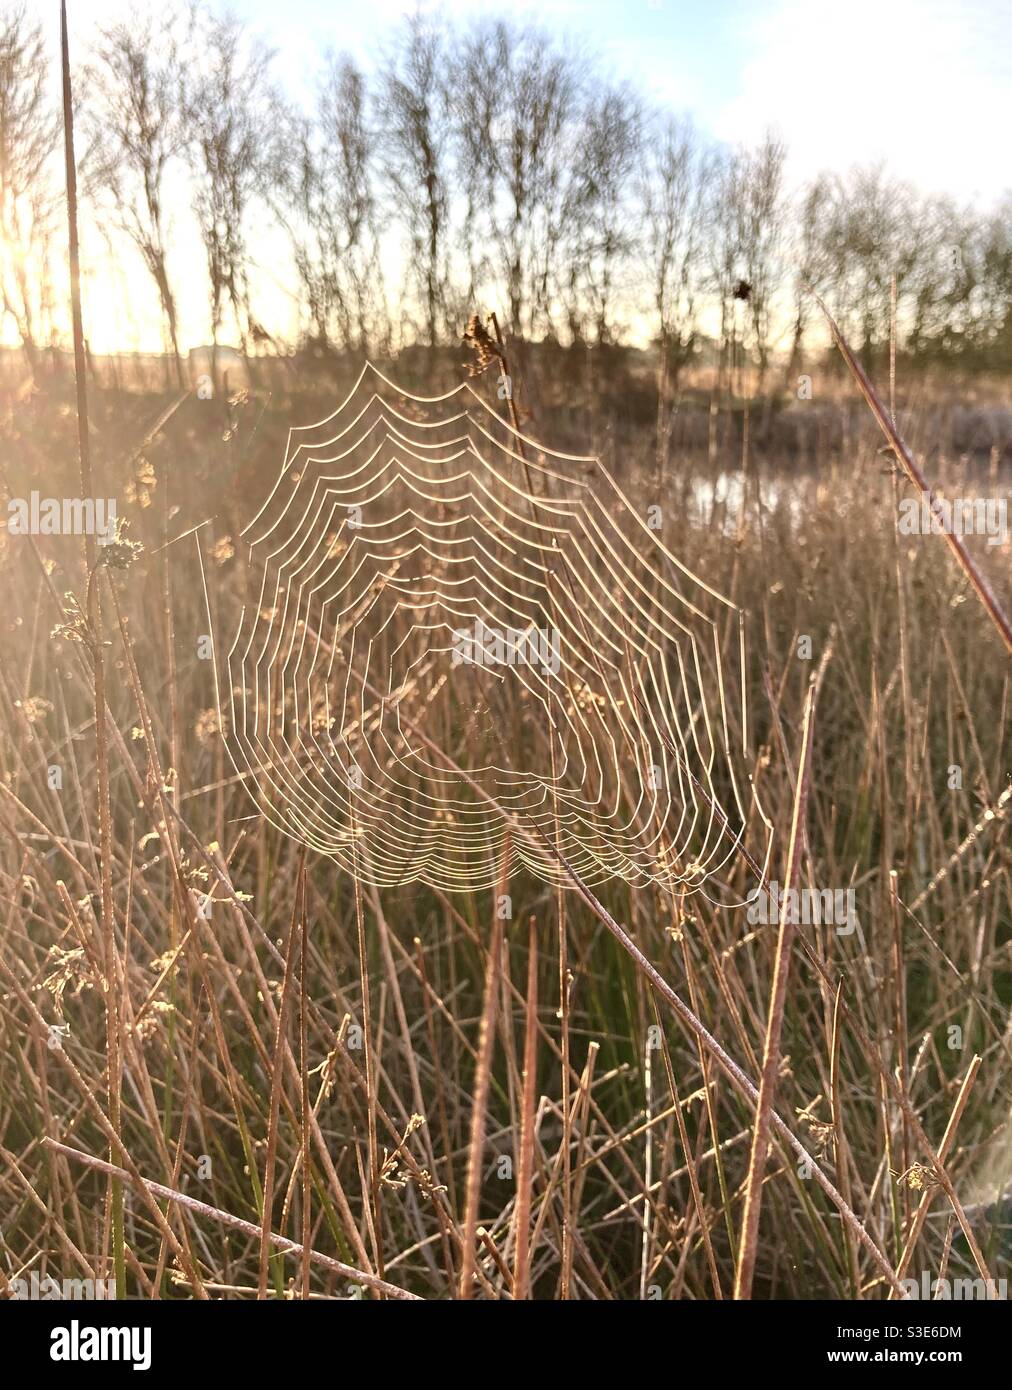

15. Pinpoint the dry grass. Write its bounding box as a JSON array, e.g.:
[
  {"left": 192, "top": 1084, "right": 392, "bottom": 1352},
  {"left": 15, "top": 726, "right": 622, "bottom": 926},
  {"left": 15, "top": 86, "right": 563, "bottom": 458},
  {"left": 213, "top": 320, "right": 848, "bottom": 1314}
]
[{"left": 0, "top": 354, "right": 1009, "bottom": 1299}]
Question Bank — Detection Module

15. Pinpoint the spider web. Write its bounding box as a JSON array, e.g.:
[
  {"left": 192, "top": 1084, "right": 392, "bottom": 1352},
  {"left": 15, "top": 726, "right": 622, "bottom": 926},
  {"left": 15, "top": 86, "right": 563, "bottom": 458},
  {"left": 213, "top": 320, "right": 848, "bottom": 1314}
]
[{"left": 209, "top": 362, "right": 772, "bottom": 895}]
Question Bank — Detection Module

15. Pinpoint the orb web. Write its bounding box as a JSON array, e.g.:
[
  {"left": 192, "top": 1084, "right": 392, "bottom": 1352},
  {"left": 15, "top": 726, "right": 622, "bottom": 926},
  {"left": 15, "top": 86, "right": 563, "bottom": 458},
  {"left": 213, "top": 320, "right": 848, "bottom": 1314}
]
[{"left": 210, "top": 363, "right": 771, "bottom": 895}]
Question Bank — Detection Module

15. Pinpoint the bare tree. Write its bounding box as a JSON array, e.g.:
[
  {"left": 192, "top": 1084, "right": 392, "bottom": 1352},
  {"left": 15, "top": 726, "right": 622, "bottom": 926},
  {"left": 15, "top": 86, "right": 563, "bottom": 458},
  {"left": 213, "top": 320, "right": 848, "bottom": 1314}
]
[
  {"left": 83, "top": 7, "right": 189, "bottom": 385},
  {"left": 974, "top": 195, "right": 1012, "bottom": 368},
  {"left": 454, "top": 21, "right": 580, "bottom": 340},
  {"left": 710, "top": 134, "right": 786, "bottom": 394},
  {"left": 638, "top": 114, "right": 713, "bottom": 470},
  {"left": 6, "top": 3, "right": 1010, "bottom": 387},
  {"left": 272, "top": 55, "right": 383, "bottom": 356},
  {"left": 640, "top": 114, "right": 712, "bottom": 385},
  {"left": 0, "top": 3, "right": 58, "bottom": 373},
  {"left": 782, "top": 172, "right": 832, "bottom": 387},
  {"left": 904, "top": 194, "right": 971, "bottom": 360},
  {"left": 181, "top": 5, "right": 275, "bottom": 376},
  {"left": 561, "top": 83, "right": 642, "bottom": 345},
  {"left": 376, "top": 15, "right": 453, "bottom": 347},
  {"left": 818, "top": 163, "right": 926, "bottom": 367}
]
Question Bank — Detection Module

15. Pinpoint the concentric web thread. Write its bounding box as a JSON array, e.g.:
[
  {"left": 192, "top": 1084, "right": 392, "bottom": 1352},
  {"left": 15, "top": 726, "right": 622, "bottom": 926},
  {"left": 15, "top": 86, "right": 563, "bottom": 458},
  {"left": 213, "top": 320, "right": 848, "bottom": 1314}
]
[{"left": 210, "top": 363, "right": 773, "bottom": 895}]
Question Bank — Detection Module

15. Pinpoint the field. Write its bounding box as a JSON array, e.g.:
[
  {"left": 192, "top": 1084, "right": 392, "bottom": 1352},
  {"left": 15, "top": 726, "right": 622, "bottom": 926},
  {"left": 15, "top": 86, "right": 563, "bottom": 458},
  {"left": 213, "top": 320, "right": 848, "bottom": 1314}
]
[{"left": 1, "top": 345, "right": 1009, "bottom": 1301}]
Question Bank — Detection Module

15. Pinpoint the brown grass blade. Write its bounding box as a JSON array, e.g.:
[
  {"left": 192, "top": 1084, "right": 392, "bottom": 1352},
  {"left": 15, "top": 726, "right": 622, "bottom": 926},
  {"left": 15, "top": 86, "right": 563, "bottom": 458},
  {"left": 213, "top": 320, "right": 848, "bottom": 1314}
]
[
  {"left": 734, "top": 675, "right": 818, "bottom": 1299},
  {"left": 814, "top": 291, "right": 1012, "bottom": 658},
  {"left": 513, "top": 914, "right": 539, "bottom": 1300},
  {"left": 459, "top": 837, "right": 508, "bottom": 1298},
  {"left": 43, "top": 1139, "right": 422, "bottom": 1301}
]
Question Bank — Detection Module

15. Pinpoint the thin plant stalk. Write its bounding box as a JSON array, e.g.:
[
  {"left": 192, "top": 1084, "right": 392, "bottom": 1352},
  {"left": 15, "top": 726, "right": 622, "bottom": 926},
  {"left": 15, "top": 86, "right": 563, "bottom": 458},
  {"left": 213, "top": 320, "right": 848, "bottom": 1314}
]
[
  {"left": 459, "top": 838, "right": 508, "bottom": 1298},
  {"left": 814, "top": 291, "right": 1012, "bottom": 658},
  {"left": 43, "top": 1139, "right": 421, "bottom": 1301},
  {"left": 361, "top": 669, "right": 906, "bottom": 1295},
  {"left": 512, "top": 914, "right": 539, "bottom": 1300},
  {"left": 734, "top": 677, "right": 818, "bottom": 1299},
  {"left": 60, "top": 0, "right": 123, "bottom": 1301}
]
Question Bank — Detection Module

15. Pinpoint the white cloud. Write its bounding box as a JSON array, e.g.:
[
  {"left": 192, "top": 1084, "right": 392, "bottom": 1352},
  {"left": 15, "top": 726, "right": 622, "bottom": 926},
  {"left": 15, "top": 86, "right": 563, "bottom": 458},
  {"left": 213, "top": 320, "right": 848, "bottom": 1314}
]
[{"left": 714, "top": 0, "right": 1012, "bottom": 203}]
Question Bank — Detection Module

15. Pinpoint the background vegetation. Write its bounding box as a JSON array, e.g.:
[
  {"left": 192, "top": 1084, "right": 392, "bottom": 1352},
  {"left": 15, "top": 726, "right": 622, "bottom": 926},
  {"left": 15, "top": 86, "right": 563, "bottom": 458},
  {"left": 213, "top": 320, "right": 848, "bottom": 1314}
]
[{"left": 0, "top": 0, "right": 1009, "bottom": 1302}]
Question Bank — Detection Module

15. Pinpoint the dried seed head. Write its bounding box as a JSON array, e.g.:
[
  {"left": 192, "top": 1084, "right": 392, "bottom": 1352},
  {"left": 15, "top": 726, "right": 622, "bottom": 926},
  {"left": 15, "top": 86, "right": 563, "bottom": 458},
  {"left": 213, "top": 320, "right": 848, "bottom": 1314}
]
[{"left": 462, "top": 313, "right": 498, "bottom": 376}]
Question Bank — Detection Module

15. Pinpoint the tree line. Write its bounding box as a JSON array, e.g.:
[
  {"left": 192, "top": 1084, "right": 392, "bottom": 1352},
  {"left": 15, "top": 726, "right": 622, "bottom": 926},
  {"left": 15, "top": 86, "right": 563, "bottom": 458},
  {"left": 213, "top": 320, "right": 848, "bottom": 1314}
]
[{"left": 1, "top": 1, "right": 1010, "bottom": 388}]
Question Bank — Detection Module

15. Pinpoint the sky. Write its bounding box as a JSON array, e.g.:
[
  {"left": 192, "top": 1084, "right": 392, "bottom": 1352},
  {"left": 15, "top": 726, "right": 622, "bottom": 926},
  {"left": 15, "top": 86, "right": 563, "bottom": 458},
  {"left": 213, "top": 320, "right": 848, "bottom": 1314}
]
[
  {"left": 23, "top": 0, "right": 1012, "bottom": 352},
  {"left": 135, "top": 0, "right": 1012, "bottom": 204}
]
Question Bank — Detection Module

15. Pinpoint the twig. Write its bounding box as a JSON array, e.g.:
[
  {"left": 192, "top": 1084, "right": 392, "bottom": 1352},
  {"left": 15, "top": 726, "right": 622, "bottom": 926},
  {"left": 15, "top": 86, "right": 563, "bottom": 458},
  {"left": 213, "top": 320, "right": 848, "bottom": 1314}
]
[
  {"left": 459, "top": 835, "right": 508, "bottom": 1297},
  {"left": 60, "top": 0, "right": 122, "bottom": 1298},
  {"left": 813, "top": 291, "right": 1012, "bottom": 657},
  {"left": 735, "top": 675, "right": 818, "bottom": 1298},
  {"left": 889, "top": 1056, "right": 982, "bottom": 1296},
  {"left": 354, "top": 671, "right": 905, "bottom": 1295},
  {"left": 512, "top": 915, "right": 539, "bottom": 1300},
  {"left": 42, "top": 1139, "right": 422, "bottom": 1301}
]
